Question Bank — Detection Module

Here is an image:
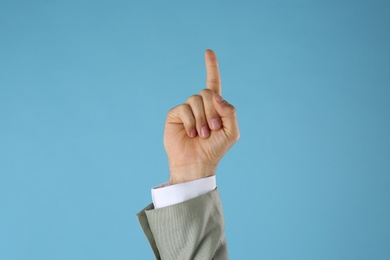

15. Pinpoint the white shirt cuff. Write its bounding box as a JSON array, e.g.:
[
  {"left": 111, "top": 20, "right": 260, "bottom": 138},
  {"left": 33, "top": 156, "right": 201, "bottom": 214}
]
[{"left": 151, "top": 175, "right": 216, "bottom": 209}]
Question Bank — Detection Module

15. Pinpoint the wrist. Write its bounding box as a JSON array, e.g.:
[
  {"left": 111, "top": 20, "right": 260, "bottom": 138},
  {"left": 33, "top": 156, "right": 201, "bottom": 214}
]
[{"left": 169, "top": 163, "right": 217, "bottom": 185}]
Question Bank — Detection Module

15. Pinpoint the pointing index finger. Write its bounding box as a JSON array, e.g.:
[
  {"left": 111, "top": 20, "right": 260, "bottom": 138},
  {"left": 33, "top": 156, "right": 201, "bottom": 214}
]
[{"left": 205, "top": 49, "right": 222, "bottom": 95}]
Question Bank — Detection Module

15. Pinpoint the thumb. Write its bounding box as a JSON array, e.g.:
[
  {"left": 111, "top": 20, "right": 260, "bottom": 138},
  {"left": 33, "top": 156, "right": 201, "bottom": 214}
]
[{"left": 213, "top": 93, "right": 240, "bottom": 142}]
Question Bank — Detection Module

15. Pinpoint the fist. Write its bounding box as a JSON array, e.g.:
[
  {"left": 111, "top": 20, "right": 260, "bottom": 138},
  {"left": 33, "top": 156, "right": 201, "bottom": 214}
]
[{"left": 164, "top": 50, "right": 240, "bottom": 184}]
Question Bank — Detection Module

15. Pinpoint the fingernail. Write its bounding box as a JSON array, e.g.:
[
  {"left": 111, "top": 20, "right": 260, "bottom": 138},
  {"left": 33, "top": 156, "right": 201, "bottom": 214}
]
[
  {"left": 200, "top": 126, "right": 210, "bottom": 138},
  {"left": 190, "top": 129, "right": 197, "bottom": 137},
  {"left": 211, "top": 118, "right": 221, "bottom": 130},
  {"left": 215, "top": 93, "right": 225, "bottom": 103}
]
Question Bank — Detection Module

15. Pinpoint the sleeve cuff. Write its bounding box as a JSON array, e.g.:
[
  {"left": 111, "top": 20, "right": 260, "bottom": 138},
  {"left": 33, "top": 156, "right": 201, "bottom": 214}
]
[{"left": 151, "top": 175, "right": 216, "bottom": 209}]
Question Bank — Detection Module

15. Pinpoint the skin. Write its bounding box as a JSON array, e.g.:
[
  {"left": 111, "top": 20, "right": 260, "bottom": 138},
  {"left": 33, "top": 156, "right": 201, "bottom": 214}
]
[{"left": 164, "top": 50, "right": 240, "bottom": 184}]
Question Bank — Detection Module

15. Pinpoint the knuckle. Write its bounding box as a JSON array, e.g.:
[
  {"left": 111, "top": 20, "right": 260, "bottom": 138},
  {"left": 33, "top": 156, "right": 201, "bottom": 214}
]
[
  {"left": 167, "top": 104, "right": 187, "bottom": 118},
  {"left": 179, "top": 104, "right": 193, "bottom": 119},
  {"left": 199, "top": 88, "right": 213, "bottom": 97},
  {"left": 186, "top": 94, "right": 202, "bottom": 104},
  {"left": 235, "top": 130, "right": 240, "bottom": 141},
  {"left": 227, "top": 103, "right": 237, "bottom": 115},
  {"left": 207, "top": 78, "right": 221, "bottom": 84},
  {"left": 168, "top": 104, "right": 181, "bottom": 114},
  {"left": 167, "top": 105, "right": 178, "bottom": 116},
  {"left": 179, "top": 103, "right": 191, "bottom": 111}
]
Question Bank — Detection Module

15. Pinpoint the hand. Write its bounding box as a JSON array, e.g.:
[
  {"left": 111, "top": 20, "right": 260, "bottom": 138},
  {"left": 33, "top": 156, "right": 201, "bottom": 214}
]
[{"left": 164, "top": 50, "right": 240, "bottom": 184}]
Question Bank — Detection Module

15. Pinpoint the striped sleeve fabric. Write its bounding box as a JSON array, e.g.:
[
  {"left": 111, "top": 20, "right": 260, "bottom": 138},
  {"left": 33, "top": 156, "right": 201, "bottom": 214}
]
[{"left": 137, "top": 189, "right": 228, "bottom": 260}]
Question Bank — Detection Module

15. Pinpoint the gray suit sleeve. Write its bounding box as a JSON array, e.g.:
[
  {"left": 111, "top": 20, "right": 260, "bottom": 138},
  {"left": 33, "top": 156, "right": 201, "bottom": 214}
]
[{"left": 136, "top": 188, "right": 228, "bottom": 260}]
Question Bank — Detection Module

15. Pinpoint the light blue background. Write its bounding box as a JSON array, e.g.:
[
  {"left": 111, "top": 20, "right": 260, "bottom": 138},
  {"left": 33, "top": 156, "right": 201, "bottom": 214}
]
[{"left": 1, "top": 0, "right": 389, "bottom": 259}]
